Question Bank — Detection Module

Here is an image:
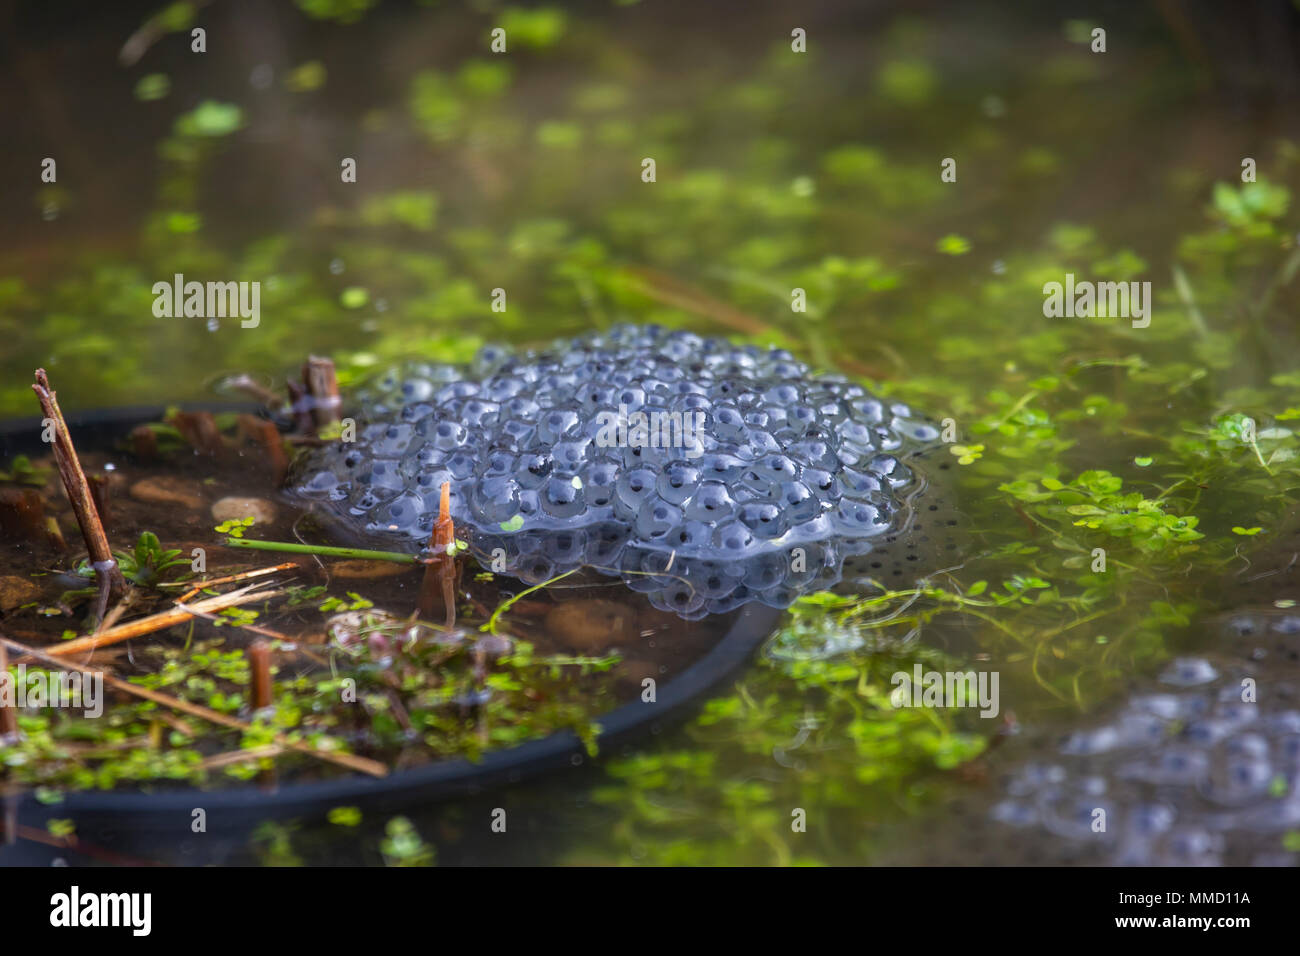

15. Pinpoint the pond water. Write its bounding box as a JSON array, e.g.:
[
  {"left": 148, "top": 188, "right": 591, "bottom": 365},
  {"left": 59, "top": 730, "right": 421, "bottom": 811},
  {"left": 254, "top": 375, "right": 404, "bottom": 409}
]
[{"left": 2, "top": 0, "right": 1300, "bottom": 865}]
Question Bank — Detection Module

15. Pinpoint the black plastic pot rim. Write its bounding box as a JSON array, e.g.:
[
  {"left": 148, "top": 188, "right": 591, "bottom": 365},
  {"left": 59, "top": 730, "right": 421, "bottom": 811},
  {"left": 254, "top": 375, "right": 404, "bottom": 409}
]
[{"left": 1, "top": 405, "right": 781, "bottom": 824}]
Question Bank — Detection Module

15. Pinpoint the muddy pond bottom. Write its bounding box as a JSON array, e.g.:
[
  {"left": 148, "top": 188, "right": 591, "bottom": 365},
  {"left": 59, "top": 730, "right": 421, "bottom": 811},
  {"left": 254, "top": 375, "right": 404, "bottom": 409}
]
[{"left": 0, "top": 417, "right": 747, "bottom": 797}]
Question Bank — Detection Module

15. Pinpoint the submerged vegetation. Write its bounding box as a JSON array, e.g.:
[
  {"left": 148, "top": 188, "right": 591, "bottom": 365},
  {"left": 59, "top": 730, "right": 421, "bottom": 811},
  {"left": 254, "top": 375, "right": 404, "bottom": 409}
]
[{"left": 3, "top": 2, "right": 1300, "bottom": 864}]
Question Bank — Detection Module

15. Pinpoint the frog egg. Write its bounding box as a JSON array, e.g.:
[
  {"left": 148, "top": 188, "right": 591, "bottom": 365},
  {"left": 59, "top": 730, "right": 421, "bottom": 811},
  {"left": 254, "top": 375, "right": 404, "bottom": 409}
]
[
  {"left": 444, "top": 450, "right": 477, "bottom": 480},
  {"left": 618, "top": 550, "right": 668, "bottom": 593},
  {"left": 786, "top": 438, "right": 838, "bottom": 471},
  {"left": 802, "top": 467, "right": 838, "bottom": 500},
  {"left": 581, "top": 460, "right": 620, "bottom": 507},
  {"left": 460, "top": 399, "right": 501, "bottom": 428},
  {"left": 376, "top": 492, "right": 425, "bottom": 532},
  {"left": 761, "top": 383, "right": 801, "bottom": 406},
  {"left": 473, "top": 475, "right": 521, "bottom": 523},
  {"left": 683, "top": 480, "right": 736, "bottom": 521},
  {"left": 478, "top": 449, "right": 515, "bottom": 478},
  {"left": 614, "top": 468, "right": 657, "bottom": 517},
  {"left": 831, "top": 497, "right": 888, "bottom": 535},
  {"left": 745, "top": 429, "right": 781, "bottom": 456},
  {"left": 840, "top": 421, "right": 876, "bottom": 450},
  {"left": 426, "top": 419, "right": 466, "bottom": 451},
  {"left": 515, "top": 452, "right": 553, "bottom": 489},
  {"left": 712, "top": 404, "right": 747, "bottom": 441},
  {"left": 635, "top": 498, "right": 683, "bottom": 541},
  {"left": 837, "top": 466, "right": 884, "bottom": 496},
  {"left": 516, "top": 553, "right": 555, "bottom": 584},
  {"left": 666, "top": 518, "right": 714, "bottom": 552},
  {"left": 657, "top": 461, "right": 701, "bottom": 504},
  {"left": 541, "top": 529, "right": 586, "bottom": 564},
  {"left": 690, "top": 561, "right": 736, "bottom": 598},
  {"left": 752, "top": 453, "right": 798, "bottom": 483},
  {"left": 517, "top": 488, "right": 541, "bottom": 519},
  {"left": 298, "top": 468, "right": 338, "bottom": 496},
  {"left": 851, "top": 398, "right": 886, "bottom": 423},
  {"left": 712, "top": 520, "right": 756, "bottom": 556},
  {"left": 894, "top": 417, "right": 940, "bottom": 442},
  {"left": 537, "top": 407, "right": 581, "bottom": 444},
  {"left": 743, "top": 551, "right": 788, "bottom": 590},
  {"left": 775, "top": 480, "right": 819, "bottom": 523},
  {"left": 291, "top": 323, "right": 948, "bottom": 616},
  {"left": 868, "top": 454, "right": 912, "bottom": 488},
  {"left": 485, "top": 376, "right": 525, "bottom": 402},
  {"left": 577, "top": 382, "right": 617, "bottom": 410},
  {"left": 541, "top": 475, "right": 586, "bottom": 519},
  {"left": 652, "top": 579, "right": 707, "bottom": 616},
  {"left": 472, "top": 343, "right": 510, "bottom": 372},
  {"left": 697, "top": 451, "right": 745, "bottom": 482},
  {"left": 397, "top": 377, "right": 435, "bottom": 403},
  {"left": 706, "top": 585, "right": 753, "bottom": 614},
  {"left": 738, "top": 501, "right": 787, "bottom": 539},
  {"left": 406, "top": 443, "right": 447, "bottom": 475},
  {"left": 615, "top": 385, "right": 646, "bottom": 412},
  {"left": 363, "top": 459, "right": 407, "bottom": 497},
  {"left": 585, "top": 522, "right": 627, "bottom": 565},
  {"left": 550, "top": 437, "right": 592, "bottom": 475}
]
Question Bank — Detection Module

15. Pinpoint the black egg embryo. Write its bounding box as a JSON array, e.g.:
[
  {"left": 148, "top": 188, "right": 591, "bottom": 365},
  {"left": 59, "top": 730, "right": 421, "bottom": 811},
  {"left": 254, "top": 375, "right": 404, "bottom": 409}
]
[{"left": 289, "top": 325, "right": 950, "bottom": 618}]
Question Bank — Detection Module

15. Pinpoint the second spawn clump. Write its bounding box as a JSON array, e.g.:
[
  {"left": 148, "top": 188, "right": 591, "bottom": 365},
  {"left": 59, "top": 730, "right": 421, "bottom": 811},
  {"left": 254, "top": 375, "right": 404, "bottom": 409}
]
[{"left": 289, "top": 325, "right": 960, "bottom": 619}]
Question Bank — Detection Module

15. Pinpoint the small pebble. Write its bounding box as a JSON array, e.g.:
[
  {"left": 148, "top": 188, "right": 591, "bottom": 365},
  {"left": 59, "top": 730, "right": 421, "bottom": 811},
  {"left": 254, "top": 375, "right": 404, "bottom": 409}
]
[
  {"left": 130, "top": 476, "right": 205, "bottom": 510},
  {"left": 0, "top": 575, "right": 43, "bottom": 612},
  {"left": 211, "top": 496, "right": 277, "bottom": 525}
]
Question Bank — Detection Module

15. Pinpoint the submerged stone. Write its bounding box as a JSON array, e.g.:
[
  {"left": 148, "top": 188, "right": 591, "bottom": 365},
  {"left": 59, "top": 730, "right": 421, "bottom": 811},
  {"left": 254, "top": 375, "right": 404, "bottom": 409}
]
[{"left": 288, "top": 325, "right": 963, "bottom": 618}]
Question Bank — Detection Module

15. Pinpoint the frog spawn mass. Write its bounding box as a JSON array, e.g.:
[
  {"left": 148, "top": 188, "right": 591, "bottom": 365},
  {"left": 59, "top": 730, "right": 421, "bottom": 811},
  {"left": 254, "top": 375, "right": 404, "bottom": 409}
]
[{"left": 288, "top": 325, "right": 955, "bottom": 619}]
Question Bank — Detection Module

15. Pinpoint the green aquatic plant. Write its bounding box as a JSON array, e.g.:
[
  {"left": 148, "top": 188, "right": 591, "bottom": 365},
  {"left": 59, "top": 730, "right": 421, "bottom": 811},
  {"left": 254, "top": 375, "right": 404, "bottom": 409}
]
[
  {"left": 75, "top": 531, "right": 190, "bottom": 589},
  {"left": 0, "top": 454, "right": 50, "bottom": 487}
]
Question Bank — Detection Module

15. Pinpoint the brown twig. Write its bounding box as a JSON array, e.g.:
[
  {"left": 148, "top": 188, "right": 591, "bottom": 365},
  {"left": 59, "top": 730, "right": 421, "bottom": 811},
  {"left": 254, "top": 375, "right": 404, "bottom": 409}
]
[
  {"left": 32, "top": 370, "right": 126, "bottom": 609},
  {"left": 47, "top": 582, "right": 284, "bottom": 658},
  {"left": 0, "top": 632, "right": 388, "bottom": 778},
  {"left": 163, "top": 560, "right": 300, "bottom": 600},
  {"left": 196, "top": 744, "right": 284, "bottom": 772}
]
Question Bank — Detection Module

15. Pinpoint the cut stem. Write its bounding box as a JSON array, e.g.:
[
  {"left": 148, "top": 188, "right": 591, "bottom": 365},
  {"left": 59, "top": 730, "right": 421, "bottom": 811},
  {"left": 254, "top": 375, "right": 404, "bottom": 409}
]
[
  {"left": 419, "top": 482, "right": 458, "bottom": 626},
  {"left": 32, "top": 369, "right": 126, "bottom": 604},
  {"left": 248, "top": 640, "right": 273, "bottom": 710}
]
